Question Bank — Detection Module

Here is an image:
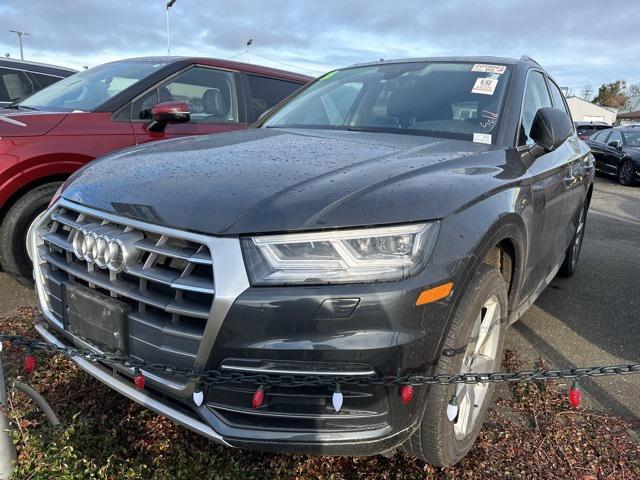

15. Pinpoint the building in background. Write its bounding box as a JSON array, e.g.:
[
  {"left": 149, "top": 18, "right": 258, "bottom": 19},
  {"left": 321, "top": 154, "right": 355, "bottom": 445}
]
[
  {"left": 566, "top": 96, "right": 617, "bottom": 125},
  {"left": 616, "top": 95, "right": 640, "bottom": 125}
]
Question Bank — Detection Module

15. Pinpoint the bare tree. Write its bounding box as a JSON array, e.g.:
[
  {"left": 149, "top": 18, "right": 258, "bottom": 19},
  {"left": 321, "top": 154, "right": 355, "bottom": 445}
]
[{"left": 581, "top": 85, "right": 593, "bottom": 101}]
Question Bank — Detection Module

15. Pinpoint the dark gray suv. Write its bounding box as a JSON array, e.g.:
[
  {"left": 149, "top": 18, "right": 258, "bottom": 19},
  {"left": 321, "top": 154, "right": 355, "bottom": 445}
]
[{"left": 29, "top": 55, "right": 593, "bottom": 466}]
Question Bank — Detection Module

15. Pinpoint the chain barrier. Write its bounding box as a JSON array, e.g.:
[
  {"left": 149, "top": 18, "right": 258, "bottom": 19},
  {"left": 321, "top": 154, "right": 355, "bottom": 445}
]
[{"left": 3, "top": 333, "right": 640, "bottom": 388}]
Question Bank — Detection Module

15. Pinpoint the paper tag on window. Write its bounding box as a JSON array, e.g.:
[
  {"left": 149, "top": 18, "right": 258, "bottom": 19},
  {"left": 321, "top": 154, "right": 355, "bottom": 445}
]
[
  {"left": 472, "top": 77, "right": 498, "bottom": 95},
  {"left": 471, "top": 64, "right": 506, "bottom": 75},
  {"left": 473, "top": 133, "right": 492, "bottom": 144}
]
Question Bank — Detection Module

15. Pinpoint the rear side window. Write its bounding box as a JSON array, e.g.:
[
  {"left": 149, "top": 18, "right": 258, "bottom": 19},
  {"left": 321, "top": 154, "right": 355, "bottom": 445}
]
[
  {"left": 592, "top": 130, "right": 611, "bottom": 142},
  {"left": 0, "top": 68, "right": 35, "bottom": 103},
  {"left": 247, "top": 75, "right": 302, "bottom": 122},
  {"left": 132, "top": 66, "right": 238, "bottom": 123},
  {"left": 30, "top": 72, "right": 64, "bottom": 89},
  {"left": 518, "top": 71, "right": 553, "bottom": 146}
]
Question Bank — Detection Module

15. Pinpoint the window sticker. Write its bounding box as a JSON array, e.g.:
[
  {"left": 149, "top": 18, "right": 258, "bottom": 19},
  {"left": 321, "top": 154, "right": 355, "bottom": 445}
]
[
  {"left": 472, "top": 77, "right": 498, "bottom": 95},
  {"left": 473, "top": 133, "right": 492, "bottom": 144},
  {"left": 471, "top": 64, "right": 506, "bottom": 75}
]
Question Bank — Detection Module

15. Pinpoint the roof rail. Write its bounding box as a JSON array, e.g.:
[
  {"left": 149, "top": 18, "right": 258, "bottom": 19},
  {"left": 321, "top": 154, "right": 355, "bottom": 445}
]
[{"left": 520, "top": 55, "right": 541, "bottom": 66}]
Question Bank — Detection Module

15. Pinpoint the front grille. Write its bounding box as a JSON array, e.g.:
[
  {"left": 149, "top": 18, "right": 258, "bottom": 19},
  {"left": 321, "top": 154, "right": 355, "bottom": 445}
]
[{"left": 35, "top": 204, "right": 215, "bottom": 369}]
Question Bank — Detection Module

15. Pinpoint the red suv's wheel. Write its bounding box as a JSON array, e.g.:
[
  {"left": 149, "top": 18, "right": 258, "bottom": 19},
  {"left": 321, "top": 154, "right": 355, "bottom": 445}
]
[{"left": 0, "top": 182, "right": 62, "bottom": 286}]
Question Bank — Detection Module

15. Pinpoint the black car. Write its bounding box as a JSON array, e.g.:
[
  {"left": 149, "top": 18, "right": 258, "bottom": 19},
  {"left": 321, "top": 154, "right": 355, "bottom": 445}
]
[
  {"left": 28, "top": 56, "right": 593, "bottom": 466},
  {"left": 585, "top": 127, "right": 640, "bottom": 185},
  {"left": 0, "top": 58, "right": 76, "bottom": 107},
  {"left": 575, "top": 120, "right": 610, "bottom": 140}
]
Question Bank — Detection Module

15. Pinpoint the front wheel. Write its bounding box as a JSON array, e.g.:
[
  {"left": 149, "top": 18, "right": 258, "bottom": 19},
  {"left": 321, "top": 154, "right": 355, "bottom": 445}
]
[
  {"left": 618, "top": 159, "right": 634, "bottom": 186},
  {"left": 0, "top": 182, "right": 62, "bottom": 286},
  {"left": 402, "top": 264, "right": 508, "bottom": 466}
]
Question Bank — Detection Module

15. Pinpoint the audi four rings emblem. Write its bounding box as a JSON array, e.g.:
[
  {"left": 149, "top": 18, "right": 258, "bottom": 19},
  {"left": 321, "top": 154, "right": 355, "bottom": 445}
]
[{"left": 72, "top": 224, "right": 143, "bottom": 273}]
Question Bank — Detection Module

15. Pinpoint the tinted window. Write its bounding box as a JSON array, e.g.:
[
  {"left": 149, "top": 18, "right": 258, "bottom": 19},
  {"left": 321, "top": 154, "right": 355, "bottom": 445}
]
[
  {"left": 592, "top": 130, "right": 611, "bottom": 142},
  {"left": 133, "top": 67, "right": 238, "bottom": 123},
  {"left": 519, "top": 71, "right": 553, "bottom": 146},
  {"left": 608, "top": 130, "right": 622, "bottom": 145},
  {"left": 0, "top": 68, "right": 34, "bottom": 103},
  {"left": 19, "top": 61, "right": 167, "bottom": 112},
  {"left": 30, "top": 72, "right": 63, "bottom": 89},
  {"left": 266, "top": 62, "right": 513, "bottom": 142},
  {"left": 622, "top": 131, "right": 640, "bottom": 147},
  {"left": 247, "top": 75, "right": 301, "bottom": 122}
]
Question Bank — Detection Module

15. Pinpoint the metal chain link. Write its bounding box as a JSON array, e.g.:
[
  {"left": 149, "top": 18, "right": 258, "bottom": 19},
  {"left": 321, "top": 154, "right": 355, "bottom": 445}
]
[{"left": 3, "top": 333, "right": 640, "bottom": 388}]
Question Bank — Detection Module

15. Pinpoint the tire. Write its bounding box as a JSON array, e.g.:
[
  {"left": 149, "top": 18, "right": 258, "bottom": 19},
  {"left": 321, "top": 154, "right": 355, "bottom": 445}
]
[
  {"left": 558, "top": 201, "right": 587, "bottom": 277},
  {"left": 617, "top": 159, "right": 634, "bottom": 186},
  {"left": 403, "top": 264, "right": 508, "bottom": 467},
  {"left": 0, "top": 182, "right": 62, "bottom": 286}
]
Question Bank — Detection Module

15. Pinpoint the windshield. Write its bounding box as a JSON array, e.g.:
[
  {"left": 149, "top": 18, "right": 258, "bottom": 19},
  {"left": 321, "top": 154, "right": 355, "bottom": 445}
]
[
  {"left": 623, "top": 131, "right": 640, "bottom": 147},
  {"left": 17, "top": 61, "right": 167, "bottom": 112},
  {"left": 264, "top": 61, "right": 512, "bottom": 142}
]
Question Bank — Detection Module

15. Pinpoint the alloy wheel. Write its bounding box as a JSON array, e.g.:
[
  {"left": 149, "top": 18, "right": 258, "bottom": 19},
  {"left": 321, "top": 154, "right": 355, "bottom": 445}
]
[{"left": 453, "top": 295, "right": 502, "bottom": 439}]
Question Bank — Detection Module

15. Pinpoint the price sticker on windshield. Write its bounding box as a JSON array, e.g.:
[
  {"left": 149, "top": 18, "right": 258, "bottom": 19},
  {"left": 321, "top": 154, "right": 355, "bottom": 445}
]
[
  {"left": 472, "top": 77, "right": 499, "bottom": 95},
  {"left": 471, "top": 64, "right": 507, "bottom": 75}
]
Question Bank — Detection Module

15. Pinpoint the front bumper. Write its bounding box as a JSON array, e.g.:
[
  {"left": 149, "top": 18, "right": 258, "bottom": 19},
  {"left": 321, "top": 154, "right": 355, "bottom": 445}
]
[{"left": 30, "top": 199, "right": 458, "bottom": 456}]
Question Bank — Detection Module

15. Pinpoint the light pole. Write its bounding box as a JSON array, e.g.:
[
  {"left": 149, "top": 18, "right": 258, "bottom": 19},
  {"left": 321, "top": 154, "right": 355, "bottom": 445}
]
[
  {"left": 9, "top": 30, "right": 30, "bottom": 60},
  {"left": 166, "top": 0, "right": 177, "bottom": 56}
]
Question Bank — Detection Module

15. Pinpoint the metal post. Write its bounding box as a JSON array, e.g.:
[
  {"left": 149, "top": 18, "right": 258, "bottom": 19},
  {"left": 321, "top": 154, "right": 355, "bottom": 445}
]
[
  {"left": 0, "top": 344, "right": 16, "bottom": 479},
  {"left": 9, "top": 30, "right": 29, "bottom": 60},
  {"left": 166, "top": 0, "right": 177, "bottom": 56}
]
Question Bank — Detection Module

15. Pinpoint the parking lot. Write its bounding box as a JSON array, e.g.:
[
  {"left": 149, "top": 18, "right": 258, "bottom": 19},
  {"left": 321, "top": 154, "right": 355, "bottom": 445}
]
[{"left": 1, "top": 174, "right": 638, "bottom": 422}]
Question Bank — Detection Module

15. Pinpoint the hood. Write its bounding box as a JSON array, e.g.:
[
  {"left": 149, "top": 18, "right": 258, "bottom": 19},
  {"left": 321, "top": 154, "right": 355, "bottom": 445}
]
[
  {"left": 0, "top": 109, "right": 68, "bottom": 137},
  {"left": 62, "top": 128, "right": 527, "bottom": 235}
]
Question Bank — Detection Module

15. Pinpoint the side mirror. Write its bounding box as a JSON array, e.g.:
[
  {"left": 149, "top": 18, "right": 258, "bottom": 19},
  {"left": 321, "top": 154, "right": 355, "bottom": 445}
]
[
  {"left": 608, "top": 140, "right": 622, "bottom": 150},
  {"left": 529, "top": 107, "right": 573, "bottom": 157},
  {"left": 148, "top": 101, "right": 190, "bottom": 132}
]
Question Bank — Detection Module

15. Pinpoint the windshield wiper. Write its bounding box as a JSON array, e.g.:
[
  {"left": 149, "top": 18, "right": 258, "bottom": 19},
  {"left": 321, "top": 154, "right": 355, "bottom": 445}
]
[{"left": 5, "top": 104, "right": 38, "bottom": 111}]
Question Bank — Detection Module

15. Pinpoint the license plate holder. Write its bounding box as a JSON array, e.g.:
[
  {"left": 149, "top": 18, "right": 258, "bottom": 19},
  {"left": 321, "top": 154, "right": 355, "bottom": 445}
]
[{"left": 64, "top": 284, "right": 130, "bottom": 353}]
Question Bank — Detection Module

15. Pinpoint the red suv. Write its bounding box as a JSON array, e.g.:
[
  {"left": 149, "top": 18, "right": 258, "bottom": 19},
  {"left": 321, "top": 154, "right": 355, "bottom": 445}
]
[{"left": 0, "top": 57, "right": 311, "bottom": 283}]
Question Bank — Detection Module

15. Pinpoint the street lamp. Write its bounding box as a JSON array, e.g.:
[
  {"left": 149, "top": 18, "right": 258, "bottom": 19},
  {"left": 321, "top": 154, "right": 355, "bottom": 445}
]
[
  {"left": 166, "top": 0, "right": 177, "bottom": 56},
  {"left": 9, "top": 30, "right": 30, "bottom": 60}
]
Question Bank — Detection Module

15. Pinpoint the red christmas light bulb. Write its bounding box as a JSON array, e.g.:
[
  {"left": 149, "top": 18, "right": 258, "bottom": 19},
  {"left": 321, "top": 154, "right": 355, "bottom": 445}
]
[
  {"left": 569, "top": 380, "right": 582, "bottom": 408},
  {"left": 24, "top": 354, "right": 36, "bottom": 374},
  {"left": 400, "top": 385, "right": 414, "bottom": 405},
  {"left": 133, "top": 371, "right": 145, "bottom": 390},
  {"left": 252, "top": 385, "right": 265, "bottom": 409}
]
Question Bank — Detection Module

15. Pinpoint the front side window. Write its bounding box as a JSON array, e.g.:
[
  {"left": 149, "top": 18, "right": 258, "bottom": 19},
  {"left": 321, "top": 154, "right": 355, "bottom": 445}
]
[
  {"left": 132, "top": 67, "right": 238, "bottom": 123},
  {"left": 518, "top": 71, "right": 553, "bottom": 146},
  {"left": 264, "top": 61, "right": 513, "bottom": 142},
  {"left": 0, "top": 68, "right": 34, "bottom": 103},
  {"left": 247, "top": 75, "right": 301, "bottom": 122},
  {"left": 18, "top": 61, "right": 166, "bottom": 112},
  {"left": 548, "top": 80, "right": 571, "bottom": 118}
]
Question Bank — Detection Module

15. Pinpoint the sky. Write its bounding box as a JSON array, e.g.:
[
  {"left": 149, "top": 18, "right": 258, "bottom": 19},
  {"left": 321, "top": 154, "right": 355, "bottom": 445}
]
[{"left": 1, "top": 0, "right": 639, "bottom": 94}]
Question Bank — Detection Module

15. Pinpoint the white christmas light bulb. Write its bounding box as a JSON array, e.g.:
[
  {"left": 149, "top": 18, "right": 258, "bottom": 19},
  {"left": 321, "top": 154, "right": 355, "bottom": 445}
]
[
  {"left": 193, "top": 389, "right": 204, "bottom": 407},
  {"left": 447, "top": 394, "right": 459, "bottom": 421},
  {"left": 332, "top": 386, "right": 343, "bottom": 413}
]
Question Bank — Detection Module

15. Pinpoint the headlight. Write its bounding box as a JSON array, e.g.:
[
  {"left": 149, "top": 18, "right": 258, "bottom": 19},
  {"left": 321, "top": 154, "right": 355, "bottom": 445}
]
[{"left": 242, "top": 223, "right": 439, "bottom": 285}]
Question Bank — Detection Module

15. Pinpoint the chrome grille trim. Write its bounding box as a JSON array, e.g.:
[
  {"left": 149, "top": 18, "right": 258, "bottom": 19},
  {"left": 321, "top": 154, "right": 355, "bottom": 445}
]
[{"left": 30, "top": 198, "right": 250, "bottom": 396}]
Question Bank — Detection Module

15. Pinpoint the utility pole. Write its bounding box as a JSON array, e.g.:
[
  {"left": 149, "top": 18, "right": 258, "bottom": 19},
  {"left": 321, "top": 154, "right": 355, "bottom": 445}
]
[
  {"left": 166, "top": 0, "right": 177, "bottom": 55},
  {"left": 9, "top": 30, "right": 29, "bottom": 60}
]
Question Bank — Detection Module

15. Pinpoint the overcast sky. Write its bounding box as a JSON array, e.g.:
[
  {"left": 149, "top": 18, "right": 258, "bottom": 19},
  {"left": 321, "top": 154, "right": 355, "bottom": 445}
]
[{"left": 1, "top": 0, "right": 639, "bottom": 93}]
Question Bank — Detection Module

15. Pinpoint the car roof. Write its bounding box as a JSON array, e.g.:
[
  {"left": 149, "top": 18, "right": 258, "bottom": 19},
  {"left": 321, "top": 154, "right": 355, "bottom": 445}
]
[
  {"left": 103, "top": 56, "right": 313, "bottom": 83},
  {"left": 347, "top": 55, "right": 535, "bottom": 69},
  {"left": 0, "top": 57, "right": 77, "bottom": 76}
]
